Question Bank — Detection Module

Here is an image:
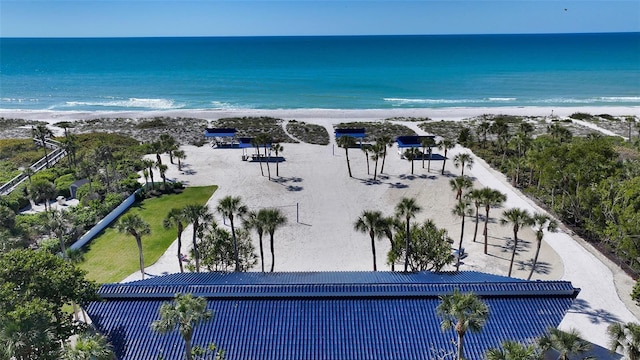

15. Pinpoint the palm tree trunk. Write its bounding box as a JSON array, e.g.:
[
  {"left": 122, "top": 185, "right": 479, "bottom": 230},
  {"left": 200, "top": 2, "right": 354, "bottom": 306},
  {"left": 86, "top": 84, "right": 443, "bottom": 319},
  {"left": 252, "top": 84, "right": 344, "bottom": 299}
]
[
  {"left": 259, "top": 233, "right": 265, "bottom": 272},
  {"left": 270, "top": 233, "right": 275, "bottom": 272},
  {"left": 456, "top": 214, "right": 465, "bottom": 271},
  {"left": 177, "top": 226, "right": 184, "bottom": 273},
  {"left": 404, "top": 219, "right": 410, "bottom": 272},
  {"left": 457, "top": 332, "right": 465, "bottom": 360},
  {"left": 508, "top": 229, "right": 518, "bottom": 277},
  {"left": 441, "top": 149, "right": 448, "bottom": 175},
  {"left": 370, "top": 231, "right": 377, "bottom": 271},
  {"left": 256, "top": 145, "right": 264, "bottom": 176},
  {"left": 193, "top": 222, "right": 200, "bottom": 273},
  {"left": 381, "top": 147, "right": 388, "bottom": 173},
  {"left": 345, "top": 148, "right": 352, "bottom": 177},
  {"left": 528, "top": 238, "right": 542, "bottom": 280},
  {"left": 387, "top": 236, "right": 395, "bottom": 271},
  {"left": 483, "top": 207, "right": 490, "bottom": 255},
  {"left": 427, "top": 149, "right": 432, "bottom": 172},
  {"left": 230, "top": 217, "right": 239, "bottom": 272},
  {"left": 473, "top": 207, "right": 479, "bottom": 242},
  {"left": 373, "top": 157, "right": 379, "bottom": 181},
  {"left": 136, "top": 236, "right": 145, "bottom": 280},
  {"left": 422, "top": 147, "right": 426, "bottom": 168},
  {"left": 411, "top": 158, "right": 414, "bottom": 174},
  {"left": 264, "top": 145, "right": 271, "bottom": 180},
  {"left": 185, "top": 337, "right": 193, "bottom": 360}
]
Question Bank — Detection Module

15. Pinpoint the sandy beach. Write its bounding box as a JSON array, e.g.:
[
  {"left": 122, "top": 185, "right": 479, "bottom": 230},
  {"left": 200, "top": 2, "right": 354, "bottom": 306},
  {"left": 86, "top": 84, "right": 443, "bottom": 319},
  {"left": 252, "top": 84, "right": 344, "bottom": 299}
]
[{"left": 3, "top": 106, "right": 639, "bottom": 353}]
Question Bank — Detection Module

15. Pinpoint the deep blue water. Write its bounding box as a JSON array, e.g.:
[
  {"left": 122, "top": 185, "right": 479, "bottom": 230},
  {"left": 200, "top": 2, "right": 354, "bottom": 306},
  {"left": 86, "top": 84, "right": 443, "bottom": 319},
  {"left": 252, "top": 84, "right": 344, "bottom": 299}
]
[{"left": 1, "top": 33, "right": 639, "bottom": 111}]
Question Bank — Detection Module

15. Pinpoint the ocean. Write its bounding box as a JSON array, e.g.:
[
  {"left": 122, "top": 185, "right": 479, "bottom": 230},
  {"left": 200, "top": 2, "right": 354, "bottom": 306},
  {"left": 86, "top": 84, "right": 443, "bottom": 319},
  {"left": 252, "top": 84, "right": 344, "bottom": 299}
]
[{"left": 1, "top": 33, "right": 639, "bottom": 111}]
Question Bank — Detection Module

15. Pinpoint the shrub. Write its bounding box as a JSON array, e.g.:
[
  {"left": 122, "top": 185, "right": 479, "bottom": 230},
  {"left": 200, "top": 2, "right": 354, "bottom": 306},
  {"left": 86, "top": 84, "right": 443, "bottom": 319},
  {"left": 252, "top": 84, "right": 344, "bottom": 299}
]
[{"left": 54, "top": 173, "right": 76, "bottom": 199}]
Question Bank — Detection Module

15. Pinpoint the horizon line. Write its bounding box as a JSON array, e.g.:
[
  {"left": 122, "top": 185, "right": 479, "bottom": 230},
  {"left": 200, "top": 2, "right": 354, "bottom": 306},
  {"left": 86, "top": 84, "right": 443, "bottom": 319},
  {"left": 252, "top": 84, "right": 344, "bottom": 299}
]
[{"left": 2, "top": 31, "right": 638, "bottom": 39}]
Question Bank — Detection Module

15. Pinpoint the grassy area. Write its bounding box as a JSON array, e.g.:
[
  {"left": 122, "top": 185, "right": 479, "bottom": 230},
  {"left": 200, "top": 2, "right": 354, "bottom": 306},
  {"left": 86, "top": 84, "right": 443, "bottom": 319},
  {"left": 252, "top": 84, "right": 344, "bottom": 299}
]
[{"left": 79, "top": 186, "right": 217, "bottom": 283}]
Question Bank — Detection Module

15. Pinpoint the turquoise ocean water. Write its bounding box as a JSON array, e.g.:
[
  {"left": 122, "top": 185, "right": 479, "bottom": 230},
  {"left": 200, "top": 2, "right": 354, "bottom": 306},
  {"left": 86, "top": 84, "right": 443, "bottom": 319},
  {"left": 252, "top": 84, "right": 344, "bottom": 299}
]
[{"left": 1, "top": 33, "right": 639, "bottom": 111}]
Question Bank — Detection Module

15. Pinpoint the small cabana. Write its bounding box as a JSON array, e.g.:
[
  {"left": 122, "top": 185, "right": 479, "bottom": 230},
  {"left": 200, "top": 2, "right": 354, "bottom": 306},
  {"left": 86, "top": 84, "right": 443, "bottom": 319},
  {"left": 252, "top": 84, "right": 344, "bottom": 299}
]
[
  {"left": 204, "top": 128, "right": 237, "bottom": 147},
  {"left": 396, "top": 135, "right": 435, "bottom": 148},
  {"left": 239, "top": 137, "right": 272, "bottom": 161},
  {"left": 334, "top": 128, "right": 366, "bottom": 139}
]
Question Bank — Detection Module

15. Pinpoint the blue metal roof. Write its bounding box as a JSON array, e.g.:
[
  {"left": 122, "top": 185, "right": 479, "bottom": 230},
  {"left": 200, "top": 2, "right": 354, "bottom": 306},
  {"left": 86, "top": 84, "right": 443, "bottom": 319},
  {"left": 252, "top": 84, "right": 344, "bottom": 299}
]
[
  {"left": 397, "top": 135, "right": 436, "bottom": 148},
  {"left": 88, "top": 272, "right": 579, "bottom": 360},
  {"left": 335, "top": 128, "right": 366, "bottom": 138},
  {"left": 204, "top": 128, "right": 237, "bottom": 137}
]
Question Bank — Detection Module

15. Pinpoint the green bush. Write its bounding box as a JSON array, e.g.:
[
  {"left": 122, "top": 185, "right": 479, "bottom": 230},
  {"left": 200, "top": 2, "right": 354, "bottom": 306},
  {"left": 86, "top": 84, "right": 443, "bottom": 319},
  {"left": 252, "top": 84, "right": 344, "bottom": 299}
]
[
  {"left": 632, "top": 279, "right": 640, "bottom": 306},
  {"left": 54, "top": 173, "right": 76, "bottom": 199},
  {"left": 0, "top": 190, "right": 30, "bottom": 212}
]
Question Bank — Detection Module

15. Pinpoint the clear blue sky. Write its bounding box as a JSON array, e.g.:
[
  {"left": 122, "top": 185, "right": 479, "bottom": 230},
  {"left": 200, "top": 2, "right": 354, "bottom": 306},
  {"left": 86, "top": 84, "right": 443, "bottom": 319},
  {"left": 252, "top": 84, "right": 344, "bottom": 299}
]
[{"left": 1, "top": 0, "right": 639, "bottom": 37}]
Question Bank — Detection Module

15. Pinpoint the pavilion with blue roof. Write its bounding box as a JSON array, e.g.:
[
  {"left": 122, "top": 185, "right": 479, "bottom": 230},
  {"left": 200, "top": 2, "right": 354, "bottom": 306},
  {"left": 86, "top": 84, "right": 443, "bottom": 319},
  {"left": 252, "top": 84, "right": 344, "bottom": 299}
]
[{"left": 87, "top": 271, "right": 579, "bottom": 360}]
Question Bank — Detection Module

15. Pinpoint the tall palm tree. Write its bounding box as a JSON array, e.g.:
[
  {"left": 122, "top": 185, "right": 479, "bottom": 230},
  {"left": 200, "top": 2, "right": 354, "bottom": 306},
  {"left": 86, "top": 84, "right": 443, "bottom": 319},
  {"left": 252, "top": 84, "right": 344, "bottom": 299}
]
[
  {"left": 381, "top": 216, "right": 402, "bottom": 271},
  {"left": 272, "top": 143, "right": 284, "bottom": 176},
  {"left": 46, "top": 210, "right": 71, "bottom": 257},
  {"left": 486, "top": 340, "right": 539, "bottom": 360},
  {"left": 142, "top": 159, "right": 156, "bottom": 189},
  {"left": 453, "top": 152, "right": 474, "bottom": 177},
  {"left": 183, "top": 204, "right": 213, "bottom": 273},
  {"left": 466, "top": 189, "right": 484, "bottom": 243},
  {"left": 480, "top": 188, "right": 507, "bottom": 255},
  {"left": 403, "top": 148, "right": 420, "bottom": 174},
  {"left": 436, "top": 289, "right": 489, "bottom": 360},
  {"left": 245, "top": 210, "right": 267, "bottom": 272},
  {"left": 528, "top": 213, "right": 558, "bottom": 280},
  {"left": 607, "top": 322, "right": 640, "bottom": 360},
  {"left": 421, "top": 137, "right": 436, "bottom": 171},
  {"left": 164, "top": 208, "right": 188, "bottom": 273},
  {"left": 452, "top": 199, "right": 473, "bottom": 271},
  {"left": 538, "top": 328, "right": 591, "bottom": 360},
  {"left": 371, "top": 142, "right": 385, "bottom": 181},
  {"left": 32, "top": 124, "right": 52, "bottom": 168},
  {"left": 159, "top": 134, "right": 178, "bottom": 164},
  {"left": 151, "top": 293, "right": 213, "bottom": 360},
  {"left": 354, "top": 210, "right": 385, "bottom": 271},
  {"left": 173, "top": 149, "right": 186, "bottom": 171},
  {"left": 262, "top": 208, "right": 287, "bottom": 272},
  {"left": 395, "top": 197, "right": 422, "bottom": 272},
  {"left": 377, "top": 135, "right": 393, "bottom": 174},
  {"left": 217, "top": 196, "right": 248, "bottom": 272},
  {"left": 337, "top": 135, "right": 356, "bottom": 178},
  {"left": 116, "top": 213, "right": 150, "bottom": 280},
  {"left": 500, "top": 208, "right": 533, "bottom": 277},
  {"left": 438, "top": 138, "right": 456, "bottom": 175},
  {"left": 150, "top": 140, "right": 165, "bottom": 166},
  {"left": 477, "top": 121, "right": 491, "bottom": 148},
  {"left": 449, "top": 176, "right": 473, "bottom": 201},
  {"left": 158, "top": 163, "right": 168, "bottom": 189},
  {"left": 62, "top": 332, "right": 115, "bottom": 360},
  {"left": 361, "top": 144, "right": 371, "bottom": 175},
  {"left": 250, "top": 136, "right": 266, "bottom": 176}
]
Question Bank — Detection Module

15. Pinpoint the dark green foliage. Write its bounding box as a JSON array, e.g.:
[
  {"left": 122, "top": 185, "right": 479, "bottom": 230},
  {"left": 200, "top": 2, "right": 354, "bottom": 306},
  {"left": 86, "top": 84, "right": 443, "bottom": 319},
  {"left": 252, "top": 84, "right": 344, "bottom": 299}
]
[
  {"left": 54, "top": 173, "right": 76, "bottom": 198},
  {"left": 214, "top": 117, "right": 295, "bottom": 143},
  {"left": 457, "top": 127, "right": 474, "bottom": 146},
  {"left": 632, "top": 280, "right": 640, "bottom": 306},
  {"left": 388, "top": 220, "right": 454, "bottom": 272},
  {"left": 569, "top": 112, "right": 595, "bottom": 121},
  {"left": 0, "top": 190, "right": 30, "bottom": 212},
  {"left": 0, "top": 249, "right": 99, "bottom": 359},
  {"left": 196, "top": 226, "right": 257, "bottom": 272},
  {"left": 136, "top": 118, "right": 167, "bottom": 129},
  {"left": 285, "top": 120, "right": 330, "bottom": 145},
  {"left": 335, "top": 121, "right": 416, "bottom": 142}
]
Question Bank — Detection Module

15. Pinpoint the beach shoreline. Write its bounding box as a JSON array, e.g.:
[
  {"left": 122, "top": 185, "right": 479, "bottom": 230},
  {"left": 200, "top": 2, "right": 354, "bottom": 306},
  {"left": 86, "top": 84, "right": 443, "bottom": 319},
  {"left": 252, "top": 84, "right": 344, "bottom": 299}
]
[{"left": 1, "top": 105, "right": 638, "bottom": 124}]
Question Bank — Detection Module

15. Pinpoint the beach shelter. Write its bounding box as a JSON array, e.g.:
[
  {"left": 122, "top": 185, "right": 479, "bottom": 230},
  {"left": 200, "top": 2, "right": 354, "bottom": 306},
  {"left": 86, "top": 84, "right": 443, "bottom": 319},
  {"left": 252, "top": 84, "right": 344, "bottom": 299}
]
[
  {"left": 204, "top": 128, "right": 237, "bottom": 147},
  {"left": 334, "top": 128, "right": 366, "bottom": 139},
  {"left": 396, "top": 135, "right": 435, "bottom": 148},
  {"left": 87, "top": 271, "right": 580, "bottom": 360}
]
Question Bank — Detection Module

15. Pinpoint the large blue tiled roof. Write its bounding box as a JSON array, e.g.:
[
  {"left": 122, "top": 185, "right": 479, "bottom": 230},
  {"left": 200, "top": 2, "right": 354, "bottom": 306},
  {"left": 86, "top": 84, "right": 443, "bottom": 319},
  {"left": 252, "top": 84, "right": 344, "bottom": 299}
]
[{"left": 87, "top": 271, "right": 579, "bottom": 360}]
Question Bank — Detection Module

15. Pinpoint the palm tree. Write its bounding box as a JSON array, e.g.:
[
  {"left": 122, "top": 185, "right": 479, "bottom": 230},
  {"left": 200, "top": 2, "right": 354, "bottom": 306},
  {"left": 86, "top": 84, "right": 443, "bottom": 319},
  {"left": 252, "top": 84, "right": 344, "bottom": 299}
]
[
  {"left": 158, "top": 163, "right": 168, "bottom": 189},
  {"left": 337, "top": 135, "right": 356, "bottom": 178},
  {"left": 453, "top": 152, "right": 474, "bottom": 177},
  {"left": 159, "top": 134, "right": 178, "bottom": 164},
  {"left": 381, "top": 216, "right": 402, "bottom": 271},
  {"left": 46, "top": 210, "right": 71, "bottom": 256},
  {"left": 217, "top": 196, "right": 248, "bottom": 272},
  {"left": 421, "top": 137, "right": 436, "bottom": 171},
  {"left": 528, "top": 213, "right": 558, "bottom": 280},
  {"left": 538, "top": 328, "right": 591, "bottom": 360},
  {"left": 481, "top": 188, "right": 507, "bottom": 255},
  {"left": 438, "top": 138, "right": 456, "bottom": 175},
  {"left": 32, "top": 124, "right": 52, "bottom": 168},
  {"left": 164, "top": 208, "right": 188, "bottom": 273},
  {"left": 452, "top": 199, "right": 473, "bottom": 271},
  {"left": 262, "top": 208, "right": 287, "bottom": 272},
  {"left": 354, "top": 210, "right": 385, "bottom": 271},
  {"left": 486, "top": 340, "right": 539, "bottom": 360},
  {"left": 62, "top": 332, "right": 115, "bottom": 360},
  {"left": 150, "top": 140, "right": 165, "bottom": 166},
  {"left": 500, "top": 208, "right": 533, "bottom": 277},
  {"left": 142, "top": 159, "right": 156, "bottom": 189},
  {"left": 436, "top": 289, "right": 489, "bottom": 360},
  {"left": 29, "top": 180, "right": 57, "bottom": 211},
  {"left": 361, "top": 144, "right": 371, "bottom": 175},
  {"left": 395, "top": 197, "right": 422, "bottom": 272},
  {"left": 272, "top": 143, "right": 284, "bottom": 176},
  {"left": 477, "top": 121, "right": 491, "bottom": 148},
  {"left": 607, "top": 322, "right": 640, "bottom": 360},
  {"left": 116, "top": 214, "right": 150, "bottom": 280},
  {"left": 377, "top": 135, "right": 393, "bottom": 174},
  {"left": 245, "top": 210, "right": 267, "bottom": 272},
  {"left": 449, "top": 176, "right": 473, "bottom": 201},
  {"left": 23, "top": 167, "right": 34, "bottom": 184},
  {"left": 371, "top": 142, "right": 385, "bottom": 181},
  {"left": 151, "top": 293, "right": 213, "bottom": 360},
  {"left": 183, "top": 204, "right": 213, "bottom": 273},
  {"left": 403, "top": 148, "right": 420, "bottom": 174},
  {"left": 251, "top": 136, "right": 265, "bottom": 176},
  {"left": 466, "top": 189, "right": 484, "bottom": 243},
  {"left": 174, "top": 149, "right": 186, "bottom": 171}
]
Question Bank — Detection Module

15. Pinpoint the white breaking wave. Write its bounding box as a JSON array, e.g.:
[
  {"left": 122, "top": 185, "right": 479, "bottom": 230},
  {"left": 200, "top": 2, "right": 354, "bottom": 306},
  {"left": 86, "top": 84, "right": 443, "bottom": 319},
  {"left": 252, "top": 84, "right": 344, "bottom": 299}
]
[
  {"left": 384, "top": 97, "right": 517, "bottom": 105},
  {"left": 62, "top": 98, "right": 183, "bottom": 109}
]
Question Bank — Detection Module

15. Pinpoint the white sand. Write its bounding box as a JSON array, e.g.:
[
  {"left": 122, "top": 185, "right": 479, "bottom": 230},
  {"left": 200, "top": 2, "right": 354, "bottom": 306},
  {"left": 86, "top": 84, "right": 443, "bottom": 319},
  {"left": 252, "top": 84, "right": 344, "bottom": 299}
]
[{"left": 4, "top": 106, "right": 639, "bottom": 350}]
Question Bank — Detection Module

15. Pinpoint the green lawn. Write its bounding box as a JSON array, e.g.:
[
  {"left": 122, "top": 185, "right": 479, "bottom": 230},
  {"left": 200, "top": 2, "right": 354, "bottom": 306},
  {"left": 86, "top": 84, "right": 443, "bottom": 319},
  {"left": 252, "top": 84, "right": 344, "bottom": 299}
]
[{"left": 79, "top": 186, "right": 217, "bottom": 283}]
